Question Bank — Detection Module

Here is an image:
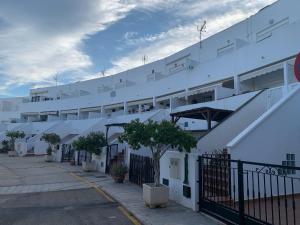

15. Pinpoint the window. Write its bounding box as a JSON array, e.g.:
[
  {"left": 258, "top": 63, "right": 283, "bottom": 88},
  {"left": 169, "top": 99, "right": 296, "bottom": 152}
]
[
  {"left": 278, "top": 153, "right": 296, "bottom": 175},
  {"left": 170, "top": 158, "right": 180, "bottom": 179}
]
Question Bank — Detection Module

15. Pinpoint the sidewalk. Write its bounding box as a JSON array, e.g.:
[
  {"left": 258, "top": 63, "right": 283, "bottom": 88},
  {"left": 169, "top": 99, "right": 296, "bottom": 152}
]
[{"left": 77, "top": 172, "right": 222, "bottom": 225}]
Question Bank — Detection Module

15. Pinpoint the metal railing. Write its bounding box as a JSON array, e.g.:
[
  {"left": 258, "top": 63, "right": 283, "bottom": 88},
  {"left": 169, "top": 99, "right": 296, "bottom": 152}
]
[
  {"left": 129, "top": 154, "right": 154, "bottom": 186},
  {"left": 198, "top": 154, "right": 300, "bottom": 225}
]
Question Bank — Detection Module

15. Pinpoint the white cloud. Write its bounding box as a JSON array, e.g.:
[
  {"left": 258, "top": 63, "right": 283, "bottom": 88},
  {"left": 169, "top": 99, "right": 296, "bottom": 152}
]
[
  {"left": 107, "top": 0, "right": 277, "bottom": 75},
  {"left": 0, "top": 0, "right": 136, "bottom": 94},
  {"left": 0, "top": 0, "right": 277, "bottom": 95}
]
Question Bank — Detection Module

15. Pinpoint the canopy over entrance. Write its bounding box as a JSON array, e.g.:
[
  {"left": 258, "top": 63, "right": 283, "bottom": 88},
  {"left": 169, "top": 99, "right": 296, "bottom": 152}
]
[{"left": 170, "top": 107, "right": 233, "bottom": 130}]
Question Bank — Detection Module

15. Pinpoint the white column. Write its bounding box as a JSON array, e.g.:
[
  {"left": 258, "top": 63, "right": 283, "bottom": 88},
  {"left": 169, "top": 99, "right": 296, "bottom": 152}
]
[
  {"left": 100, "top": 106, "right": 104, "bottom": 117},
  {"left": 152, "top": 96, "right": 156, "bottom": 109},
  {"left": 283, "top": 61, "right": 289, "bottom": 95},
  {"left": 138, "top": 105, "right": 142, "bottom": 113},
  {"left": 214, "top": 87, "right": 219, "bottom": 100},
  {"left": 123, "top": 102, "right": 128, "bottom": 114},
  {"left": 234, "top": 75, "right": 240, "bottom": 95},
  {"left": 169, "top": 98, "right": 172, "bottom": 112},
  {"left": 185, "top": 89, "right": 188, "bottom": 104}
]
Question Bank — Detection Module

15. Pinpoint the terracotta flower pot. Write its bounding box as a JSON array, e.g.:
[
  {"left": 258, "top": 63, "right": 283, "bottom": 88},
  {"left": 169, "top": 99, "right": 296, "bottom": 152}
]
[
  {"left": 113, "top": 175, "right": 125, "bottom": 183},
  {"left": 45, "top": 155, "right": 53, "bottom": 162}
]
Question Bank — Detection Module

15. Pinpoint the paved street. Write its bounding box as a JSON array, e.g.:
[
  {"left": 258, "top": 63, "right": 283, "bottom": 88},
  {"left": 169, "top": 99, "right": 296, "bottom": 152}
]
[
  {"left": 0, "top": 154, "right": 135, "bottom": 225},
  {"left": 0, "top": 154, "right": 220, "bottom": 225},
  {"left": 0, "top": 188, "right": 133, "bottom": 225}
]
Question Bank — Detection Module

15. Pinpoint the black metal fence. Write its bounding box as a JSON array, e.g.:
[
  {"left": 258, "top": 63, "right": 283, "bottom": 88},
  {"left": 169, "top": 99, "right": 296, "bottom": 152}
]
[
  {"left": 77, "top": 150, "right": 92, "bottom": 165},
  {"left": 129, "top": 154, "right": 154, "bottom": 186},
  {"left": 61, "top": 145, "right": 74, "bottom": 162},
  {"left": 198, "top": 154, "right": 300, "bottom": 225}
]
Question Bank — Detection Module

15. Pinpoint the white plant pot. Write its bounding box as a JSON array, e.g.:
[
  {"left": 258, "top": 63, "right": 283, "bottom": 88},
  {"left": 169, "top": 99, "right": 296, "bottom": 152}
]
[
  {"left": 143, "top": 183, "right": 169, "bottom": 208},
  {"left": 82, "top": 161, "right": 96, "bottom": 172},
  {"left": 8, "top": 151, "right": 18, "bottom": 157},
  {"left": 45, "top": 155, "right": 53, "bottom": 162}
]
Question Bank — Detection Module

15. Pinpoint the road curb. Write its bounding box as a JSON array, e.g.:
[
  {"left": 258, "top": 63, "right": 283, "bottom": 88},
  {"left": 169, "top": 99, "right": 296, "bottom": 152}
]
[{"left": 70, "top": 172, "right": 143, "bottom": 225}]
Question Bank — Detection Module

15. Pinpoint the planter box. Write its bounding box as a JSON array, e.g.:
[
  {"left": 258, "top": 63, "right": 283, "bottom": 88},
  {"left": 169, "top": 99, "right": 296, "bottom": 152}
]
[
  {"left": 8, "top": 151, "right": 18, "bottom": 157},
  {"left": 143, "top": 183, "right": 169, "bottom": 208},
  {"left": 45, "top": 155, "right": 53, "bottom": 162},
  {"left": 82, "top": 161, "right": 96, "bottom": 172}
]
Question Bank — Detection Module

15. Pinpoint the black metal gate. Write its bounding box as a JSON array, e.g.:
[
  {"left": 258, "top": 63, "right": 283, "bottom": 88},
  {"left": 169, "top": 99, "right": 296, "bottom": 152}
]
[
  {"left": 61, "top": 144, "right": 74, "bottom": 162},
  {"left": 105, "top": 144, "right": 119, "bottom": 173},
  {"left": 77, "top": 150, "right": 92, "bottom": 165},
  {"left": 198, "top": 154, "right": 300, "bottom": 225},
  {"left": 129, "top": 154, "right": 154, "bottom": 186}
]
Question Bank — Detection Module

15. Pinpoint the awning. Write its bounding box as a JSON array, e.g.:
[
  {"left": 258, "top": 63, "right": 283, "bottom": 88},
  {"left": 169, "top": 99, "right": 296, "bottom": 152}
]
[
  {"left": 104, "top": 103, "right": 123, "bottom": 110},
  {"left": 156, "top": 90, "right": 185, "bottom": 102},
  {"left": 171, "top": 107, "right": 232, "bottom": 122},
  {"left": 240, "top": 63, "right": 283, "bottom": 82},
  {"left": 187, "top": 85, "right": 217, "bottom": 97},
  {"left": 60, "top": 109, "right": 78, "bottom": 114},
  {"left": 22, "top": 112, "right": 39, "bottom": 116},
  {"left": 127, "top": 98, "right": 152, "bottom": 106},
  {"left": 80, "top": 106, "right": 101, "bottom": 112},
  {"left": 40, "top": 111, "right": 58, "bottom": 115}
]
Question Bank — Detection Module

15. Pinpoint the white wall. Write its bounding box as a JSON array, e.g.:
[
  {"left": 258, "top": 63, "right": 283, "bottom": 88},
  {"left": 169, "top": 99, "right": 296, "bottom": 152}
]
[
  {"left": 228, "top": 86, "right": 300, "bottom": 165},
  {"left": 197, "top": 90, "right": 270, "bottom": 153},
  {"left": 13, "top": 0, "right": 300, "bottom": 118},
  {"left": 160, "top": 151, "right": 198, "bottom": 211},
  {"left": 92, "top": 150, "right": 107, "bottom": 173}
]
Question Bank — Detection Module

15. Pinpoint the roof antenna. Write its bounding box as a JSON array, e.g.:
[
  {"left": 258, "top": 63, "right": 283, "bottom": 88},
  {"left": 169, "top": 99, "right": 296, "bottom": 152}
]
[
  {"left": 197, "top": 20, "right": 207, "bottom": 49},
  {"left": 53, "top": 74, "right": 58, "bottom": 86},
  {"left": 142, "top": 55, "right": 148, "bottom": 65},
  {"left": 101, "top": 69, "right": 106, "bottom": 77}
]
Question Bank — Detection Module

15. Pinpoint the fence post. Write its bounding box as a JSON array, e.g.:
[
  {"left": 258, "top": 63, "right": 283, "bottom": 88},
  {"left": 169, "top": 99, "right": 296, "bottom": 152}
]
[
  {"left": 198, "top": 155, "right": 203, "bottom": 211},
  {"left": 238, "top": 160, "right": 245, "bottom": 225}
]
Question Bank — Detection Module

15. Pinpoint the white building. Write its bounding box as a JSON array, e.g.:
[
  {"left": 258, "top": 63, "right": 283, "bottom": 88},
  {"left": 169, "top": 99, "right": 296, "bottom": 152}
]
[{"left": 0, "top": 0, "right": 300, "bottom": 213}]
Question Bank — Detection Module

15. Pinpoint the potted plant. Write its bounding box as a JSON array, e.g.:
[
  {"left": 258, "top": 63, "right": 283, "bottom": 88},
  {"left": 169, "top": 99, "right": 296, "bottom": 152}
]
[
  {"left": 72, "top": 132, "right": 107, "bottom": 172},
  {"left": 5, "top": 131, "right": 25, "bottom": 157},
  {"left": 41, "top": 133, "right": 61, "bottom": 162},
  {"left": 119, "top": 119, "right": 196, "bottom": 208},
  {"left": 70, "top": 158, "right": 75, "bottom": 165},
  {"left": 110, "top": 163, "right": 128, "bottom": 183}
]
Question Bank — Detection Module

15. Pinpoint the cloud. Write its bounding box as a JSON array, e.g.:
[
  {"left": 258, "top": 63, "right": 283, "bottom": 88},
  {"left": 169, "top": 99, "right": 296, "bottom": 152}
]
[
  {"left": 0, "top": 0, "right": 136, "bottom": 94},
  {"left": 107, "top": 0, "right": 277, "bottom": 75},
  {"left": 0, "top": 0, "right": 276, "bottom": 96}
]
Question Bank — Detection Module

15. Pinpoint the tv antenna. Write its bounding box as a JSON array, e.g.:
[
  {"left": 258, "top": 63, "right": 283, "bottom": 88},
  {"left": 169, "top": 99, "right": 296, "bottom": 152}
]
[
  {"left": 142, "top": 55, "right": 148, "bottom": 65},
  {"left": 101, "top": 69, "right": 106, "bottom": 77},
  {"left": 53, "top": 74, "right": 58, "bottom": 86},
  {"left": 197, "top": 21, "right": 207, "bottom": 48}
]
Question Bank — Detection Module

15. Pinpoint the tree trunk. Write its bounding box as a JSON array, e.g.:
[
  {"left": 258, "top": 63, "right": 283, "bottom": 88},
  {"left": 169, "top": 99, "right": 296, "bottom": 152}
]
[
  {"left": 153, "top": 156, "right": 160, "bottom": 186},
  {"left": 11, "top": 139, "right": 15, "bottom": 151}
]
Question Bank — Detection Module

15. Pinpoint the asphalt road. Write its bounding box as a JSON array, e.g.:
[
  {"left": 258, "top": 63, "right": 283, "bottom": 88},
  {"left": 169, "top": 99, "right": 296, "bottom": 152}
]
[{"left": 0, "top": 188, "right": 134, "bottom": 225}]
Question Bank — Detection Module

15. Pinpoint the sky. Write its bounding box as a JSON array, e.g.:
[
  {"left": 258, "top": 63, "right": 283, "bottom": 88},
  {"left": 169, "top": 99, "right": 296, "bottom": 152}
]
[{"left": 0, "top": 0, "right": 276, "bottom": 97}]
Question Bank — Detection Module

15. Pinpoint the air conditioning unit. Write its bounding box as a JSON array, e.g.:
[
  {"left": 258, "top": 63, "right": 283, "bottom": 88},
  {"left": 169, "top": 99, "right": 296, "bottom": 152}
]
[{"left": 186, "top": 58, "right": 197, "bottom": 71}]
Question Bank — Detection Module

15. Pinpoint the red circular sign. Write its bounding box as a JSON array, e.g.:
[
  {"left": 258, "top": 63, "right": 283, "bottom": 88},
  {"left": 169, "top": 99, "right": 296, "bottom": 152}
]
[{"left": 294, "top": 53, "right": 300, "bottom": 82}]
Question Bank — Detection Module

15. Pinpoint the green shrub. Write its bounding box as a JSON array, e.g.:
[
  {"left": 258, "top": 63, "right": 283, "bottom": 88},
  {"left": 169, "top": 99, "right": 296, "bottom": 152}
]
[{"left": 110, "top": 164, "right": 128, "bottom": 177}]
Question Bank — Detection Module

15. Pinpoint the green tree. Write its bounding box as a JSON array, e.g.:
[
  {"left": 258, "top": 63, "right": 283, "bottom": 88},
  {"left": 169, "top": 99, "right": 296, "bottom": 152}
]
[
  {"left": 1, "top": 140, "right": 10, "bottom": 153},
  {"left": 5, "top": 131, "right": 25, "bottom": 151},
  {"left": 119, "top": 119, "right": 197, "bottom": 186},
  {"left": 41, "top": 133, "right": 61, "bottom": 156},
  {"left": 72, "top": 132, "right": 107, "bottom": 161}
]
